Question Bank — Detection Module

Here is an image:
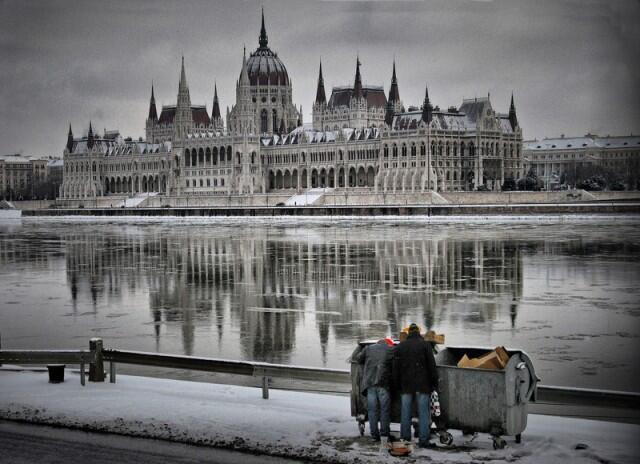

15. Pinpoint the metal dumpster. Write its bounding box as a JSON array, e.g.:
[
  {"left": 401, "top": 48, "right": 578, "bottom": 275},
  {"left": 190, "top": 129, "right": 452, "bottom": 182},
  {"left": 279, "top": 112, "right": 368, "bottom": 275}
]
[
  {"left": 435, "top": 346, "right": 537, "bottom": 448},
  {"left": 351, "top": 342, "right": 538, "bottom": 449}
]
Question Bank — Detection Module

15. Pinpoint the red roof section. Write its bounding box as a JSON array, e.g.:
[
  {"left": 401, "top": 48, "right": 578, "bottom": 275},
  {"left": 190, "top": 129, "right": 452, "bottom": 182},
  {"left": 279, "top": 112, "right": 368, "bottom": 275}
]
[{"left": 158, "top": 106, "right": 211, "bottom": 126}]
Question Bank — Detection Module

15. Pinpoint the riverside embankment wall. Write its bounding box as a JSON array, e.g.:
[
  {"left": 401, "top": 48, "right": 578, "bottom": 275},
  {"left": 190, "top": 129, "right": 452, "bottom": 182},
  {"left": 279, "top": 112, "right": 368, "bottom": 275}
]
[
  {"left": 22, "top": 202, "right": 640, "bottom": 217},
  {"left": 11, "top": 190, "right": 640, "bottom": 211}
]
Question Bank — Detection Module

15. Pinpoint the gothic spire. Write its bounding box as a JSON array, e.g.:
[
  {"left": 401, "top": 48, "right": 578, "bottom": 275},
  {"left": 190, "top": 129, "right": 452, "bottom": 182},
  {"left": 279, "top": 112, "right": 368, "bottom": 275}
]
[
  {"left": 353, "top": 56, "right": 363, "bottom": 99},
  {"left": 509, "top": 92, "right": 518, "bottom": 130},
  {"left": 212, "top": 83, "right": 221, "bottom": 119},
  {"left": 315, "top": 60, "right": 326, "bottom": 105},
  {"left": 279, "top": 117, "right": 286, "bottom": 135},
  {"left": 66, "top": 124, "right": 74, "bottom": 152},
  {"left": 421, "top": 84, "right": 433, "bottom": 124},
  {"left": 148, "top": 83, "right": 158, "bottom": 121},
  {"left": 239, "top": 47, "right": 250, "bottom": 86},
  {"left": 388, "top": 60, "right": 400, "bottom": 103},
  {"left": 87, "top": 121, "right": 94, "bottom": 149},
  {"left": 179, "top": 56, "right": 189, "bottom": 94},
  {"left": 259, "top": 7, "right": 268, "bottom": 48}
]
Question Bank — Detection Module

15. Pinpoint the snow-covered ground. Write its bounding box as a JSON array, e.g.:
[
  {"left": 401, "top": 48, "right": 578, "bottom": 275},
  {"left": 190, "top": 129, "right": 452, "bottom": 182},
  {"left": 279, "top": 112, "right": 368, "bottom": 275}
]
[{"left": 1, "top": 368, "right": 638, "bottom": 463}]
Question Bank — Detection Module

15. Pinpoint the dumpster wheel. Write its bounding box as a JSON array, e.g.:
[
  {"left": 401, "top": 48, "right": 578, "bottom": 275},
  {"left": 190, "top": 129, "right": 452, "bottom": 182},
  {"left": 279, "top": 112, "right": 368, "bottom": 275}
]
[
  {"left": 439, "top": 431, "right": 454, "bottom": 446},
  {"left": 492, "top": 436, "right": 507, "bottom": 450}
]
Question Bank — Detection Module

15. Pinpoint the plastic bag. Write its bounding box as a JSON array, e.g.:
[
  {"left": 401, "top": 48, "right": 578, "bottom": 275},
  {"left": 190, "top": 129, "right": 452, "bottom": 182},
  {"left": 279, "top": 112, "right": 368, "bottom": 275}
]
[{"left": 430, "top": 391, "right": 441, "bottom": 417}]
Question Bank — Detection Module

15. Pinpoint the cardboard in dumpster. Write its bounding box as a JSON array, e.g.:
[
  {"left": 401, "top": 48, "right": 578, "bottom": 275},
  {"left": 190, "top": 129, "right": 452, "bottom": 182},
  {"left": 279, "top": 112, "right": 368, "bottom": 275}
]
[
  {"left": 457, "top": 346, "right": 510, "bottom": 370},
  {"left": 399, "top": 326, "right": 445, "bottom": 344}
]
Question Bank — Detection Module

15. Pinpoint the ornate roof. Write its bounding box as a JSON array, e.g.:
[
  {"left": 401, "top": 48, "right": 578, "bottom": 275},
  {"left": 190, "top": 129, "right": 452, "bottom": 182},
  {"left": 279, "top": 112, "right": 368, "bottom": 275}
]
[{"left": 245, "top": 10, "right": 290, "bottom": 86}]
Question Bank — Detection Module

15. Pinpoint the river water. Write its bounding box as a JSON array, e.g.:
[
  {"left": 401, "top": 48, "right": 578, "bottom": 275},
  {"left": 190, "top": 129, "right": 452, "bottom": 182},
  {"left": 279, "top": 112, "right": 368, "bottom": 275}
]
[{"left": 0, "top": 217, "right": 638, "bottom": 392}]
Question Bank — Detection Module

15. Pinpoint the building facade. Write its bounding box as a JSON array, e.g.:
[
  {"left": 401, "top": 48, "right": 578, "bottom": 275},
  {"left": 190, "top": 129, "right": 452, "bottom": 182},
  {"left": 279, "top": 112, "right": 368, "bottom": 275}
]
[
  {"left": 0, "top": 153, "right": 58, "bottom": 200},
  {"left": 61, "top": 12, "right": 523, "bottom": 199},
  {"left": 523, "top": 134, "right": 640, "bottom": 190}
]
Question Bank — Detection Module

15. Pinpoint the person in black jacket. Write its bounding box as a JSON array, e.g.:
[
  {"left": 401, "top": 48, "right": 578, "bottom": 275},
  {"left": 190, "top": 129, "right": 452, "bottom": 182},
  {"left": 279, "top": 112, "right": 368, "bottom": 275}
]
[
  {"left": 355, "top": 339, "right": 394, "bottom": 441},
  {"left": 393, "top": 323, "right": 438, "bottom": 447}
]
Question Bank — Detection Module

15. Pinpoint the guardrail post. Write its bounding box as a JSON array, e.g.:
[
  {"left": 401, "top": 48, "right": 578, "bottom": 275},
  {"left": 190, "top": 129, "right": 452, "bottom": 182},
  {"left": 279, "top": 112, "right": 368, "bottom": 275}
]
[
  {"left": 110, "top": 361, "right": 116, "bottom": 383},
  {"left": 262, "top": 375, "right": 269, "bottom": 399},
  {"left": 89, "top": 338, "right": 105, "bottom": 382}
]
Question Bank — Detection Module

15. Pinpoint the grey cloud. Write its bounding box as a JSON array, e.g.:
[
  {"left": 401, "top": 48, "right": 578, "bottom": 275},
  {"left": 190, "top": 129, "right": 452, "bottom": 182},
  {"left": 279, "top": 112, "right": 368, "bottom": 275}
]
[{"left": 0, "top": 0, "right": 638, "bottom": 155}]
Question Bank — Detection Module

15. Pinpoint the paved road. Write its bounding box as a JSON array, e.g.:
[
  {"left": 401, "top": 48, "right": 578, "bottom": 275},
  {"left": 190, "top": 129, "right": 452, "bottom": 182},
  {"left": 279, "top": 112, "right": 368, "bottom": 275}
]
[{"left": 0, "top": 420, "right": 306, "bottom": 464}]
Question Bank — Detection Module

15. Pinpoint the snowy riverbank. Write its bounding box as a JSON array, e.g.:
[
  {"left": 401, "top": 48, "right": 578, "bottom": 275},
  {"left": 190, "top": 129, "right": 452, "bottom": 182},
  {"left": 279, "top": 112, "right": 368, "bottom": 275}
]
[{"left": 1, "top": 368, "right": 638, "bottom": 463}]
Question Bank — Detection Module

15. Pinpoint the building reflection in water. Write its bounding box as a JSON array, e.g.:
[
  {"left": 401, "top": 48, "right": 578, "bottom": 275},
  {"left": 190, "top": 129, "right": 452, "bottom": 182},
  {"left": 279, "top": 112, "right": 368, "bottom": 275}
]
[{"left": 49, "top": 226, "right": 524, "bottom": 365}]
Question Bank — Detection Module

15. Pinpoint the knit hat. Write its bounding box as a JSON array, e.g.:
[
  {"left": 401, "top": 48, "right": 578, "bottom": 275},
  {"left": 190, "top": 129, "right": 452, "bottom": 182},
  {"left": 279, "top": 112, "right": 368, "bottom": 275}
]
[{"left": 408, "top": 323, "right": 421, "bottom": 334}]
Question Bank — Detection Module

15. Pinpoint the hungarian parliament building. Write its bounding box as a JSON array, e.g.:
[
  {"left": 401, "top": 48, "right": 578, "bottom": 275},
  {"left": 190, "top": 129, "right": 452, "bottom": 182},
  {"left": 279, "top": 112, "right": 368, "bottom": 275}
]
[{"left": 60, "top": 12, "right": 523, "bottom": 200}]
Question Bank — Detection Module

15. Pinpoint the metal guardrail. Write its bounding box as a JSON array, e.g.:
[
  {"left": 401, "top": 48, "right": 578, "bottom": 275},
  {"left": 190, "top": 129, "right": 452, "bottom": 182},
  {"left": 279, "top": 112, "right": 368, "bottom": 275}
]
[
  {"left": 0, "top": 350, "right": 96, "bottom": 386},
  {"left": 102, "top": 349, "right": 350, "bottom": 398},
  {"left": 535, "top": 385, "right": 640, "bottom": 410},
  {"left": 2, "top": 344, "right": 639, "bottom": 412}
]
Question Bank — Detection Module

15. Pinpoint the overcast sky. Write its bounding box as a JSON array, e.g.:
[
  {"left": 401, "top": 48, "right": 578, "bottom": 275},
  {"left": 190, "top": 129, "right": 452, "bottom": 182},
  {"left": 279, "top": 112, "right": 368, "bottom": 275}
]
[{"left": 1, "top": 0, "right": 638, "bottom": 156}]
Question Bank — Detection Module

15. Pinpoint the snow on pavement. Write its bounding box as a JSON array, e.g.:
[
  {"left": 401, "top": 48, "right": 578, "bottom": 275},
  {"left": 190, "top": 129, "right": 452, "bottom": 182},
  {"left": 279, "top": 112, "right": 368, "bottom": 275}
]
[{"left": 1, "top": 369, "right": 638, "bottom": 463}]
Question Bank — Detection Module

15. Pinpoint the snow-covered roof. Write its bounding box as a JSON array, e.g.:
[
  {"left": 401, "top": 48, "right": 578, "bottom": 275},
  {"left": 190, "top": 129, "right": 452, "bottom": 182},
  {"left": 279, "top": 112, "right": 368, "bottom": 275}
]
[
  {"left": 70, "top": 137, "right": 171, "bottom": 156},
  {"left": 524, "top": 135, "right": 640, "bottom": 151},
  {"left": 47, "top": 159, "right": 64, "bottom": 167},
  {"left": 261, "top": 126, "right": 379, "bottom": 147},
  {"left": 0, "top": 154, "right": 48, "bottom": 163}
]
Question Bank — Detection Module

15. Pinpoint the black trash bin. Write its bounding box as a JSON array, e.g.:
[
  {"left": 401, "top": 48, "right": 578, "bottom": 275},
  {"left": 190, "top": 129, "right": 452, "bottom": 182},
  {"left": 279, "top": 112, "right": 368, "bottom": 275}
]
[{"left": 47, "top": 364, "right": 65, "bottom": 383}]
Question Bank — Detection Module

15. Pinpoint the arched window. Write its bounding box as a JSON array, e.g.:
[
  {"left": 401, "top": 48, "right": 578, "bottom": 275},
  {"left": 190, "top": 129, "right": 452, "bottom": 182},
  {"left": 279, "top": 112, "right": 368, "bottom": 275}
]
[
  {"left": 272, "top": 109, "right": 278, "bottom": 133},
  {"left": 260, "top": 109, "right": 268, "bottom": 133},
  {"left": 392, "top": 144, "right": 398, "bottom": 158}
]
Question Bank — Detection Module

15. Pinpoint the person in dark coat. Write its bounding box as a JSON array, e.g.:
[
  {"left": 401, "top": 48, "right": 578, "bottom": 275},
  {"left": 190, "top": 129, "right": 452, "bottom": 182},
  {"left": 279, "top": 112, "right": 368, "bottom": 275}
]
[
  {"left": 393, "top": 323, "right": 438, "bottom": 447},
  {"left": 355, "top": 338, "right": 394, "bottom": 441}
]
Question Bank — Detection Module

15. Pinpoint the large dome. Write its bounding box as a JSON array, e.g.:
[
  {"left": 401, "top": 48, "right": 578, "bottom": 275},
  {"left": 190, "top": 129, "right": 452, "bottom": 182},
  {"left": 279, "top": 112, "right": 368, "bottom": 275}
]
[
  {"left": 244, "top": 10, "right": 290, "bottom": 86},
  {"left": 246, "top": 47, "right": 289, "bottom": 86}
]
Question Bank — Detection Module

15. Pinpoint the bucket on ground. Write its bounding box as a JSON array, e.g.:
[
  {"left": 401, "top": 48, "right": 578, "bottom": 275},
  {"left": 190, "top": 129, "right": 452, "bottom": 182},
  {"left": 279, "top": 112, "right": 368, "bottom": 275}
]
[{"left": 47, "top": 364, "right": 65, "bottom": 383}]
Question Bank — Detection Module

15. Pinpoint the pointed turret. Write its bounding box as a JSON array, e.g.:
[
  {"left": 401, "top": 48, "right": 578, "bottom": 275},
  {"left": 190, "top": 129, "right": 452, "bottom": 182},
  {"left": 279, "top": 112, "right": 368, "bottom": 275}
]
[
  {"left": 509, "top": 93, "right": 518, "bottom": 130},
  {"left": 388, "top": 60, "right": 400, "bottom": 104},
  {"left": 66, "top": 124, "right": 74, "bottom": 152},
  {"left": 175, "top": 56, "right": 193, "bottom": 140},
  {"left": 212, "top": 83, "right": 221, "bottom": 119},
  {"left": 87, "top": 121, "right": 95, "bottom": 149},
  {"left": 279, "top": 117, "right": 286, "bottom": 135},
  {"left": 148, "top": 83, "right": 158, "bottom": 121},
  {"left": 315, "top": 60, "right": 326, "bottom": 105},
  {"left": 353, "top": 57, "right": 363, "bottom": 99},
  {"left": 259, "top": 7, "right": 268, "bottom": 48},
  {"left": 178, "top": 56, "right": 190, "bottom": 100},
  {"left": 421, "top": 84, "right": 433, "bottom": 124},
  {"left": 239, "top": 47, "right": 250, "bottom": 86}
]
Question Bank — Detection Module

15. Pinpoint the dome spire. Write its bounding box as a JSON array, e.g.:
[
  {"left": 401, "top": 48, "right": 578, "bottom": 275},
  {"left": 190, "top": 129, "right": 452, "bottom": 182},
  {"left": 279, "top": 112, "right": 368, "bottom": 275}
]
[{"left": 259, "top": 7, "right": 268, "bottom": 48}]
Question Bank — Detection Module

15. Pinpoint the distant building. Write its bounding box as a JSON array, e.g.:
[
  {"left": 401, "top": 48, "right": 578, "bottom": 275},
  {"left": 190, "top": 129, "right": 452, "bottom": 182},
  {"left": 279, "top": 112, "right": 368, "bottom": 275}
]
[
  {"left": 523, "top": 135, "right": 640, "bottom": 190},
  {"left": 0, "top": 154, "right": 62, "bottom": 200},
  {"left": 61, "top": 10, "right": 523, "bottom": 199}
]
